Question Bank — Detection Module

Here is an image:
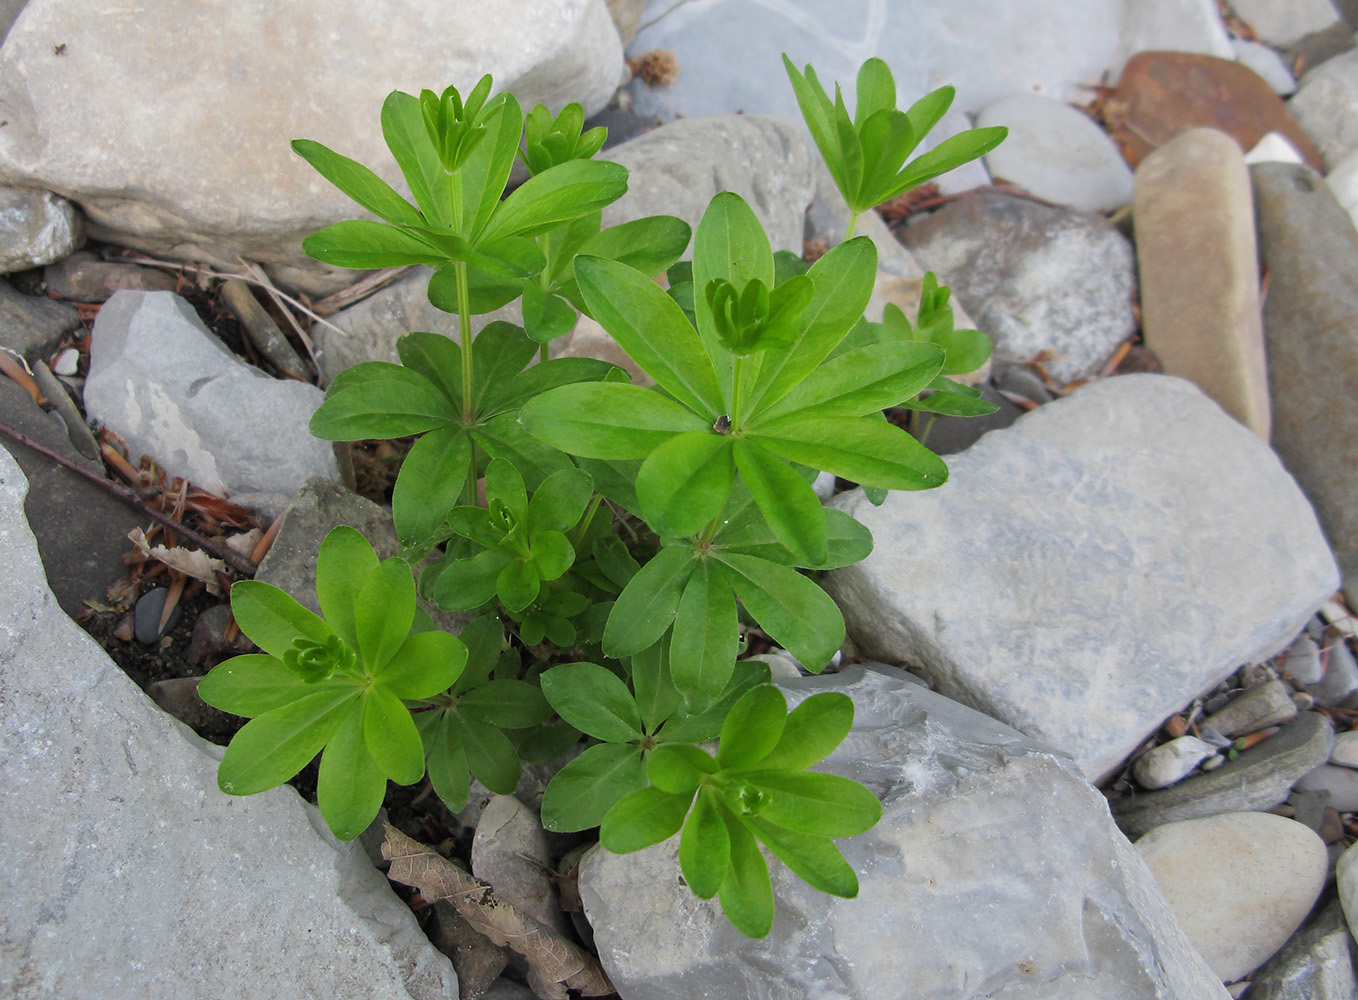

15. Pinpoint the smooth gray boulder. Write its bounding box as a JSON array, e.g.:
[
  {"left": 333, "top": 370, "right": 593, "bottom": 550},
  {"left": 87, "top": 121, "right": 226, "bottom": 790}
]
[
  {"left": 0, "top": 0, "right": 624, "bottom": 292},
  {"left": 1291, "top": 50, "right": 1358, "bottom": 169},
  {"left": 825, "top": 375, "right": 1339, "bottom": 782},
  {"left": 624, "top": 0, "right": 1120, "bottom": 120},
  {"left": 0, "top": 444, "right": 457, "bottom": 1000},
  {"left": 1247, "top": 898, "right": 1357, "bottom": 1000},
  {"left": 580, "top": 666, "right": 1230, "bottom": 1000},
  {"left": 84, "top": 291, "right": 337, "bottom": 513},
  {"left": 899, "top": 190, "right": 1136, "bottom": 383},
  {"left": 1253, "top": 162, "right": 1358, "bottom": 606}
]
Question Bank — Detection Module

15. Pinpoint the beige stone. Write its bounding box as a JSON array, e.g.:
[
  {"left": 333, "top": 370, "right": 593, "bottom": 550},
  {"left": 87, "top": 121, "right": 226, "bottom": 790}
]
[
  {"left": 1134, "top": 128, "right": 1270, "bottom": 438},
  {"left": 1137, "top": 812, "right": 1328, "bottom": 981},
  {"left": 605, "top": 0, "right": 648, "bottom": 44}
]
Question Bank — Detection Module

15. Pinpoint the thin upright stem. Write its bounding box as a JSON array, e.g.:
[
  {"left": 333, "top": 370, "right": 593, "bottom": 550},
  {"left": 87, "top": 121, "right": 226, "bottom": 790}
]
[
  {"left": 456, "top": 261, "right": 474, "bottom": 424},
  {"left": 844, "top": 211, "right": 860, "bottom": 241},
  {"left": 570, "top": 493, "right": 604, "bottom": 550},
  {"left": 729, "top": 355, "right": 747, "bottom": 432}
]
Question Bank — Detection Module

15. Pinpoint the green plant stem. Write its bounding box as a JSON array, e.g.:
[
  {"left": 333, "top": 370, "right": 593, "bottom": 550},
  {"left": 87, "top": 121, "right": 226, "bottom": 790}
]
[
  {"left": 844, "top": 211, "right": 860, "bottom": 240},
  {"left": 456, "top": 261, "right": 474, "bottom": 424},
  {"left": 730, "top": 355, "right": 747, "bottom": 432},
  {"left": 539, "top": 342, "right": 549, "bottom": 364},
  {"left": 695, "top": 511, "right": 724, "bottom": 548},
  {"left": 570, "top": 493, "right": 604, "bottom": 550}
]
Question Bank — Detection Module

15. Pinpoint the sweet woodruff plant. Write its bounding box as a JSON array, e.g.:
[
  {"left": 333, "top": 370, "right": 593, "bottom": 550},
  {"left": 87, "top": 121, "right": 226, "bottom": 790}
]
[{"left": 198, "top": 57, "right": 1003, "bottom": 938}]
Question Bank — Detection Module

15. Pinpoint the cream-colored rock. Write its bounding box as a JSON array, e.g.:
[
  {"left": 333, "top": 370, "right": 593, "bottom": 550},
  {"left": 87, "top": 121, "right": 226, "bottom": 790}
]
[
  {"left": 1137, "top": 812, "right": 1329, "bottom": 981},
  {"left": 1134, "top": 128, "right": 1269, "bottom": 438},
  {"left": 0, "top": 0, "right": 624, "bottom": 293}
]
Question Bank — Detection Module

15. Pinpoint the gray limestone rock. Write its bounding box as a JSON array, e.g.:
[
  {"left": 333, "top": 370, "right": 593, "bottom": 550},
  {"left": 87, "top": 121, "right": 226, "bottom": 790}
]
[
  {"left": 600, "top": 114, "right": 815, "bottom": 257},
  {"left": 624, "top": 0, "right": 1120, "bottom": 121},
  {"left": 825, "top": 374, "right": 1338, "bottom": 782},
  {"left": 255, "top": 477, "right": 468, "bottom": 635},
  {"left": 0, "top": 0, "right": 623, "bottom": 292},
  {"left": 0, "top": 383, "right": 142, "bottom": 616},
  {"left": 0, "top": 184, "right": 81, "bottom": 271},
  {"left": 471, "top": 795, "right": 567, "bottom": 935},
  {"left": 1248, "top": 898, "right": 1358, "bottom": 1000},
  {"left": 1133, "top": 736, "right": 1218, "bottom": 789},
  {"left": 1292, "top": 50, "right": 1358, "bottom": 169},
  {"left": 1108, "top": 0, "right": 1234, "bottom": 82},
  {"left": 976, "top": 93, "right": 1134, "bottom": 213},
  {"left": 84, "top": 291, "right": 337, "bottom": 506},
  {"left": 0, "top": 445, "right": 458, "bottom": 1000},
  {"left": 43, "top": 250, "right": 179, "bottom": 302},
  {"left": 1232, "top": 0, "right": 1344, "bottom": 47},
  {"left": 580, "top": 665, "right": 1230, "bottom": 1000},
  {"left": 900, "top": 191, "right": 1137, "bottom": 382},
  {"left": 0, "top": 273, "right": 79, "bottom": 360},
  {"left": 1112, "top": 712, "right": 1336, "bottom": 838},
  {"left": 1253, "top": 163, "right": 1358, "bottom": 600},
  {"left": 1201, "top": 679, "right": 1299, "bottom": 736},
  {"left": 1232, "top": 38, "right": 1300, "bottom": 95},
  {"left": 1297, "top": 764, "right": 1358, "bottom": 811}
]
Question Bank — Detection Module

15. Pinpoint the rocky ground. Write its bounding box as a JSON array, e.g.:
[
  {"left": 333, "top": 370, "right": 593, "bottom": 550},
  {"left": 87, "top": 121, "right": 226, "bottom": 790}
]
[{"left": 4, "top": 0, "right": 1358, "bottom": 998}]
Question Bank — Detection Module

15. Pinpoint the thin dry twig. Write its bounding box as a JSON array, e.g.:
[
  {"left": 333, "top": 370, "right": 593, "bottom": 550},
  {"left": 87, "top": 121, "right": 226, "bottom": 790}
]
[
  {"left": 235, "top": 257, "right": 320, "bottom": 377},
  {"left": 0, "top": 419, "right": 257, "bottom": 577},
  {"left": 311, "top": 266, "right": 413, "bottom": 316}
]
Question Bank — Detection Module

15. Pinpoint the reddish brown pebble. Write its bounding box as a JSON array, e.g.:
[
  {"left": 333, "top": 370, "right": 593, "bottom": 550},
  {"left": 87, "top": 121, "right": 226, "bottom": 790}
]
[
  {"left": 1101, "top": 52, "right": 1323, "bottom": 170},
  {"left": 113, "top": 615, "right": 135, "bottom": 642},
  {"left": 1165, "top": 715, "right": 1189, "bottom": 738},
  {"left": 1321, "top": 807, "right": 1345, "bottom": 844}
]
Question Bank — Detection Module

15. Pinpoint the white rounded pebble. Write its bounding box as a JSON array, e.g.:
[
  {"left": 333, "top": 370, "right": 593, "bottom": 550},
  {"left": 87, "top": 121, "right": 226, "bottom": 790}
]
[
  {"left": 1230, "top": 38, "right": 1298, "bottom": 96},
  {"left": 1283, "top": 633, "right": 1325, "bottom": 685},
  {"left": 1296, "top": 763, "right": 1358, "bottom": 810},
  {"left": 1200, "top": 753, "right": 1226, "bottom": 771},
  {"left": 1333, "top": 730, "right": 1358, "bottom": 768},
  {"left": 1136, "top": 812, "right": 1328, "bottom": 982},
  {"left": 1245, "top": 132, "right": 1306, "bottom": 166},
  {"left": 1133, "top": 735, "right": 1216, "bottom": 788},
  {"left": 52, "top": 347, "right": 79, "bottom": 376}
]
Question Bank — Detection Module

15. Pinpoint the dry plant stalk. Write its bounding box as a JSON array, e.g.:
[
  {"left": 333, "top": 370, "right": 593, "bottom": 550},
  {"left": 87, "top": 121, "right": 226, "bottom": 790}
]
[{"left": 381, "top": 825, "right": 613, "bottom": 1000}]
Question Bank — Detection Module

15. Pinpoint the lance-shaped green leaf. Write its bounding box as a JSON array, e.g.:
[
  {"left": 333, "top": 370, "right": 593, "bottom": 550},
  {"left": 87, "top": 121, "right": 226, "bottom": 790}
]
[
  {"left": 669, "top": 560, "right": 739, "bottom": 708},
  {"left": 731, "top": 439, "right": 826, "bottom": 567},
  {"left": 363, "top": 685, "right": 426, "bottom": 784},
  {"left": 541, "top": 661, "right": 644, "bottom": 742},
  {"left": 380, "top": 90, "right": 454, "bottom": 229},
  {"left": 574, "top": 254, "right": 724, "bottom": 418},
  {"left": 635, "top": 431, "right": 734, "bottom": 539},
  {"left": 458, "top": 678, "right": 550, "bottom": 728},
  {"left": 228, "top": 580, "right": 333, "bottom": 660},
  {"left": 751, "top": 414, "right": 948, "bottom": 491},
  {"left": 879, "top": 125, "right": 1007, "bottom": 203},
  {"left": 482, "top": 159, "right": 629, "bottom": 242},
  {"left": 718, "top": 813, "right": 774, "bottom": 938},
  {"left": 573, "top": 214, "right": 692, "bottom": 285},
  {"left": 735, "top": 770, "right": 882, "bottom": 837},
  {"left": 291, "top": 139, "right": 425, "bottom": 229},
  {"left": 718, "top": 506, "right": 873, "bottom": 571},
  {"left": 316, "top": 526, "right": 381, "bottom": 650},
  {"left": 742, "top": 816, "right": 859, "bottom": 898},
  {"left": 600, "top": 785, "right": 693, "bottom": 853},
  {"left": 751, "top": 341, "right": 943, "bottom": 424},
  {"left": 681, "top": 788, "right": 731, "bottom": 899},
  {"left": 196, "top": 654, "right": 313, "bottom": 718},
  {"left": 423, "top": 714, "right": 471, "bottom": 811},
  {"left": 459, "top": 712, "right": 521, "bottom": 794},
  {"left": 713, "top": 552, "right": 844, "bottom": 670},
  {"left": 355, "top": 559, "right": 416, "bottom": 672},
  {"left": 602, "top": 545, "right": 698, "bottom": 657},
  {"left": 310, "top": 365, "right": 457, "bottom": 441},
  {"left": 755, "top": 692, "right": 855, "bottom": 772},
  {"left": 302, "top": 220, "right": 452, "bottom": 269},
  {"left": 217, "top": 687, "right": 360, "bottom": 796},
  {"left": 380, "top": 630, "right": 467, "bottom": 699},
  {"left": 541, "top": 742, "right": 648, "bottom": 832},
  {"left": 716, "top": 684, "right": 788, "bottom": 769},
  {"left": 391, "top": 428, "right": 472, "bottom": 549},
  {"left": 519, "top": 382, "right": 709, "bottom": 460},
  {"left": 317, "top": 702, "right": 389, "bottom": 841}
]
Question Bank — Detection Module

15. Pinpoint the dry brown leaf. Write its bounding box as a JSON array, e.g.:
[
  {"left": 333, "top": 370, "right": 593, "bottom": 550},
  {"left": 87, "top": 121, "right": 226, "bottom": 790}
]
[
  {"left": 382, "top": 825, "right": 614, "bottom": 1000},
  {"left": 127, "top": 528, "right": 227, "bottom": 594}
]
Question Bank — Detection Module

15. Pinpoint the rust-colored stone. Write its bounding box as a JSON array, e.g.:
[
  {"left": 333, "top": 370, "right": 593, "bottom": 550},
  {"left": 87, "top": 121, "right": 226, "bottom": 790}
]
[{"left": 1100, "top": 52, "right": 1323, "bottom": 170}]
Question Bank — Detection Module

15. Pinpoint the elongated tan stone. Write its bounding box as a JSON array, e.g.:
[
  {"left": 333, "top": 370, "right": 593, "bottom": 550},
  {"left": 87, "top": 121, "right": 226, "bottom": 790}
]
[{"left": 1134, "top": 128, "right": 1270, "bottom": 438}]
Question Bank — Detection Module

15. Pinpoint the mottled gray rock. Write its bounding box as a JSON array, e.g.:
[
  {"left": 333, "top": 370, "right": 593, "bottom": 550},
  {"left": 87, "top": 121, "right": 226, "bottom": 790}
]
[
  {"left": 1134, "top": 128, "right": 1270, "bottom": 438},
  {"left": 0, "top": 446, "right": 458, "bottom": 1000},
  {"left": 1285, "top": 632, "right": 1327, "bottom": 685},
  {"left": 976, "top": 93, "right": 1133, "bottom": 212},
  {"left": 1202, "top": 680, "right": 1299, "bottom": 736},
  {"left": 255, "top": 477, "right": 468, "bottom": 635},
  {"left": 1248, "top": 898, "right": 1357, "bottom": 1000},
  {"left": 900, "top": 191, "right": 1136, "bottom": 382},
  {"left": 1135, "top": 812, "right": 1329, "bottom": 981},
  {"left": 1291, "top": 50, "right": 1358, "bottom": 168},
  {"left": 471, "top": 795, "right": 567, "bottom": 934},
  {"left": 1254, "top": 163, "right": 1358, "bottom": 599},
  {"left": 1113, "top": 713, "right": 1336, "bottom": 838},
  {"left": 0, "top": 0, "right": 623, "bottom": 293},
  {"left": 43, "top": 250, "right": 179, "bottom": 302},
  {"left": 0, "top": 274, "right": 79, "bottom": 360},
  {"left": 0, "top": 384, "right": 143, "bottom": 616},
  {"left": 0, "top": 184, "right": 81, "bottom": 271},
  {"left": 1108, "top": 0, "right": 1234, "bottom": 82},
  {"left": 1331, "top": 729, "right": 1358, "bottom": 767},
  {"left": 580, "top": 665, "right": 1230, "bottom": 1000},
  {"left": 84, "top": 291, "right": 337, "bottom": 508},
  {"left": 1336, "top": 846, "right": 1358, "bottom": 951},
  {"left": 1232, "top": 38, "right": 1300, "bottom": 95},
  {"left": 1311, "top": 639, "right": 1358, "bottom": 706},
  {"left": 826, "top": 375, "right": 1338, "bottom": 781},
  {"left": 624, "top": 0, "right": 1120, "bottom": 120},
  {"left": 1134, "top": 736, "right": 1218, "bottom": 789},
  {"left": 601, "top": 114, "right": 814, "bottom": 256},
  {"left": 1232, "top": 0, "right": 1344, "bottom": 47}
]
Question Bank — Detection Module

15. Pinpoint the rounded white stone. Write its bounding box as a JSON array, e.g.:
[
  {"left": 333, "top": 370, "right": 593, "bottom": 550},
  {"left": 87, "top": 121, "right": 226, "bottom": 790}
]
[
  {"left": 1136, "top": 812, "right": 1328, "bottom": 982},
  {"left": 976, "top": 92, "right": 1133, "bottom": 212},
  {"left": 1331, "top": 730, "right": 1358, "bottom": 768},
  {"left": 1245, "top": 132, "right": 1306, "bottom": 166},
  {"left": 1133, "top": 735, "right": 1216, "bottom": 788}
]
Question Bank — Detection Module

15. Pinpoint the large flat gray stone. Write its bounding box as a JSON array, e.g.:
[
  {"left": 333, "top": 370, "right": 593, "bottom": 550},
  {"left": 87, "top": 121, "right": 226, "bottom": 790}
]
[
  {"left": 0, "top": 444, "right": 457, "bottom": 1000},
  {"left": 0, "top": 0, "right": 624, "bottom": 292},
  {"left": 825, "top": 374, "right": 1339, "bottom": 782},
  {"left": 579, "top": 665, "right": 1230, "bottom": 1000}
]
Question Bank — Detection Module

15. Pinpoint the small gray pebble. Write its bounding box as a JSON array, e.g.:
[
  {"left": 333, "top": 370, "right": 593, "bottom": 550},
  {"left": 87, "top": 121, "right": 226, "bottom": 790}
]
[
  {"left": 1293, "top": 691, "right": 1316, "bottom": 711},
  {"left": 1200, "top": 754, "right": 1226, "bottom": 771},
  {"left": 134, "top": 587, "right": 181, "bottom": 645}
]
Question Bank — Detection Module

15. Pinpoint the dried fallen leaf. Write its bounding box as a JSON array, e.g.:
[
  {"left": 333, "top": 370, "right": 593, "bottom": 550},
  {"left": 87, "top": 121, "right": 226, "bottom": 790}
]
[
  {"left": 382, "top": 825, "right": 614, "bottom": 1000},
  {"left": 128, "top": 528, "right": 227, "bottom": 595}
]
